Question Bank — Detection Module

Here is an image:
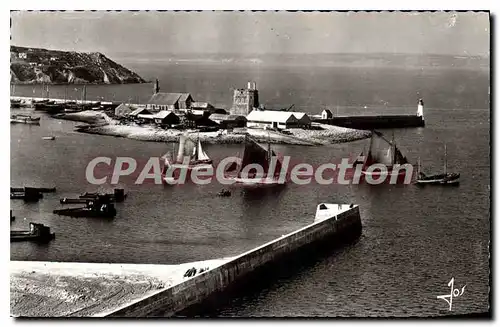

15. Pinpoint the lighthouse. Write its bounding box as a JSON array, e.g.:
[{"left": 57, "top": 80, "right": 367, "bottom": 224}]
[{"left": 417, "top": 98, "right": 424, "bottom": 120}]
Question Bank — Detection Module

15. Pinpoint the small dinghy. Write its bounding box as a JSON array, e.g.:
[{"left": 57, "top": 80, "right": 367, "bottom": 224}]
[{"left": 217, "top": 189, "right": 231, "bottom": 197}]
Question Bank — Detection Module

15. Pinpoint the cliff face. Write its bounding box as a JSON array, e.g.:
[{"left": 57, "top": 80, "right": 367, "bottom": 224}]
[{"left": 10, "top": 46, "right": 146, "bottom": 84}]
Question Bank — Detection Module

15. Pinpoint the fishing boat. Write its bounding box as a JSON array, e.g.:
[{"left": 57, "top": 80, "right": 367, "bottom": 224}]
[
  {"left": 161, "top": 135, "right": 213, "bottom": 182},
  {"left": 359, "top": 131, "right": 410, "bottom": 181},
  {"left": 10, "top": 114, "right": 41, "bottom": 125},
  {"left": 224, "top": 135, "right": 286, "bottom": 186},
  {"left": 415, "top": 144, "right": 460, "bottom": 185},
  {"left": 53, "top": 199, "right": 116, "bottom": 218},
  {"left": 11, "top": 222, "right": 55, "bottom": 243},
  {"left": 10, "top": 187, "right": 44, "bottom": 201},
  {"left": 10, "top": 99, "right": 21, "bottom": 108},
  {"left": 11, "top": 186, "right": 56, "bottom": 193}
]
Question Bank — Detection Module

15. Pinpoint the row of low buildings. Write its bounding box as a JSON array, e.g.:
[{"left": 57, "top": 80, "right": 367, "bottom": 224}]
[
  {"left": 113, "top": 80, "right": 333, "bottom": 130},
  {"left": 115, "top": 103, "right": 314, "bottom": 130}
]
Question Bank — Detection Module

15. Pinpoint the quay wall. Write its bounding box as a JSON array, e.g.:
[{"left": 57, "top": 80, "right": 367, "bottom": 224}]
[
  {"left": 315, "top": 115, "right": 425, "bottom": 129},
  {"left": 10, "top": 96, "right": 122, "bottom": 106},
  {"left": 103, "top": 205, "right": 362, "bottom": 317}
]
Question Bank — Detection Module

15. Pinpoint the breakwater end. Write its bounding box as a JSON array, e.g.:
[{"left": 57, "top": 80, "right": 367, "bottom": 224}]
[{"left": 103, "top": 203, "right": 361, "bottom": 317}]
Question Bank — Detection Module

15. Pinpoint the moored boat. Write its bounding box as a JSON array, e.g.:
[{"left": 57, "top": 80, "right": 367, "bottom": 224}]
[
  {"left": 55, "top": 191, "right": 118, "bottom": 217},
  {"left": 10, "top": 114, "right": 41, "bottom": 125},
  {"left": 415, "top": 144, "right": 460, "bottom": 185},
  {"left": 10, "top": 99, "right": 21, "bottom": 108},
  {"left": 359, "top": 131, "right": 410, "bottom": 182},
  {"left": 10, "top": 187, "right": 44, "bottom": 201},
  {"left": 224, "top": 135, "right": 286, "bottom": 186},
  {"left": 11, "top": 222, "right": 55, "bottom": 243},
  {"left": 161, "top": 135, "right": 213, "bottom": 183},
  {"left": 53, "top": 201, "right": 117, "bottom": 218},
  {"left": 11, "top": 186, "right": 56, "bottom": 193}
]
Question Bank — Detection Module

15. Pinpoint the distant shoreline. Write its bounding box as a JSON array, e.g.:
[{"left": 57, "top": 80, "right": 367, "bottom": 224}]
[{"left": 10, "top": 81, "right": 150, "bottom": 86}]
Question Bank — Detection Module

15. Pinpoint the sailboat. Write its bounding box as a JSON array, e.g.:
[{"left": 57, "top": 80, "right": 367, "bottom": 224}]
[
  {"left": 360, "top": 131, "right": 409, "bottom": 180},
  {"left": 415, "top": 144, "right": 460, "bottom": 185},
  {"left": 161, "top": 135, "right": 213, "bottom": 182},
  {"left": 224, "top": 135, "right": 285, "bottom": 186}
]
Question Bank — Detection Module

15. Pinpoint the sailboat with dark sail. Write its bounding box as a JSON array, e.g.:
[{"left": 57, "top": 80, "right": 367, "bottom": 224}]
[
  {"left": 359, "top": 131, "right": 410, "bottom": 180},
  {"left": 161, "top": 134, "right": 213, "bottom": 182},
  {"left": 225, "top": 135, "right": 285, "bottom": 186},
  {"left": 415, "top": 144, "right": 460, "bottom": 185}
]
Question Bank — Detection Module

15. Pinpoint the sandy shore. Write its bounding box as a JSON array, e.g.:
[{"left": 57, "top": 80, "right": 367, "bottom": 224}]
[
  {"left": 56, "top": 111, "right": 370, "bottom": 146},
  {"left": 10, "top": 258, "right": 231, "bottom": 317}
]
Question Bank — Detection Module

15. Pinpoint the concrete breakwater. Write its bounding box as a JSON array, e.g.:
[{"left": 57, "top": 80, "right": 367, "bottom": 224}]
[
  {"left": 101, "top": 204, "right": 362, "bottom": 317},
  {"left": 315, "top": 115, "right": 425, "bottom": 129}
]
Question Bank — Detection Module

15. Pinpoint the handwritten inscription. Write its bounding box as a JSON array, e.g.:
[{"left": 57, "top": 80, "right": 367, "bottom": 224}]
[{"left": 437, "top": 278, "right": 466, "bottom": 311}]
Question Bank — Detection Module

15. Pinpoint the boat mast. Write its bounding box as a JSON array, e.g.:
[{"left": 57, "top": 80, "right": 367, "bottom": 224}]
[
  {"left": 267, "top": 132, "right": 272, "bottom": 164},
  {"left": 444, "top": 144, "right": 447, "bottom": 175},
  {"left": 391, "top": 130, "right": 396, "bottom": 165}
]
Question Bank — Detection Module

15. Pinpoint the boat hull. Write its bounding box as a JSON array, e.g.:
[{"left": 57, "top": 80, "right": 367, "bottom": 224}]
[
  {"left": 10, "top": 233, "right": 55, "bottom": 242},
  {"left": 53, "top": 207, "right": 116, "bottom": 218},
  {"left": 360, "top": 167, "right": 411, "bottom": 184},
  {"left": 161, "top": 161, "right": 214, "bottom": 184},
  {"left": 227, "top": 176, "right": 286, "bottom": 187},
  {"left": 415, "top": 178, "right": 460, "bottom": 186},
  {"left": 169, "top": 162, "right": 213, "bottom": 170},
  {"left": 415, "top": 173, "right": 460, "bottom": 186},
  {"left": 10, "top": 119, "right": 40, "bottom": 125}
]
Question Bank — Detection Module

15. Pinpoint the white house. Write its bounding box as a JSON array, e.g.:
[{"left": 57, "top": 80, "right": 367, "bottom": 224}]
[
  {"left": 321, "top": 109, "right": 333, "bottom": 119},
  {"left": 246, "top": 110, "right": 299, "bottom": 129}
]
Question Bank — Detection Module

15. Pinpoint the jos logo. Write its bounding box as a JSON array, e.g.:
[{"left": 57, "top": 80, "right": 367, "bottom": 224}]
[{"left": 436, "top": 277, "right": 466, "bottom": 311}]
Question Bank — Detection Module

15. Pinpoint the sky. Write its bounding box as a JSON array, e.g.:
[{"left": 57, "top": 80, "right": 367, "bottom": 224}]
[{"left": 10, "top": 11, "right": 490, "bottom": 56}]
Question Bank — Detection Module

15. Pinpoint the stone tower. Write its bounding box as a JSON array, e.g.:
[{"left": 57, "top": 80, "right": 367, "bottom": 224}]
[
  {"left": 153, "top": 78, "right": 160, "bottom": 94},
  {"left": 230, "top": 81, "right": 259, "bottom": 116}
]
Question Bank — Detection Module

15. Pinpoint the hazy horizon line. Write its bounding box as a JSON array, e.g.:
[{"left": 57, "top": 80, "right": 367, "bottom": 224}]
[{"left": 10, "top": 44, "right": 490, "bottom": 59}]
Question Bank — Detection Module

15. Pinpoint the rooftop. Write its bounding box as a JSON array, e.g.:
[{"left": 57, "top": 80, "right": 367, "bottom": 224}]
[
  {"left": 148, "top": 93, "right": 191, "bottom": 105},
  {"left": 246, "top": 110, "right": 299, "bottom": 123},
  {"left": 153, "top": 110, "right": 177, "bottom": 119}
]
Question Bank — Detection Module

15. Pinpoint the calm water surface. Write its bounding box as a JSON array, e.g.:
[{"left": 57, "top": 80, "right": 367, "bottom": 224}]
[{"left": 11, "top": 64, "right": 490, "bottom": 317}]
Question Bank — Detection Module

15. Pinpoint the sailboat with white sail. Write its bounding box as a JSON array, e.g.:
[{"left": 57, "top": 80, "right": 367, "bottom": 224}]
[
  {"left": 360, "top": 130, "right": 410, "bottom": 179},
  {"left": 415, "top": 144, "right": 460, "bottom": 185},
  {"left": 161, "top": 134, "right": 213, "bottom": 182},
  {"left": 224, "top": 135, "right": 285, "bottom": 186}
]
